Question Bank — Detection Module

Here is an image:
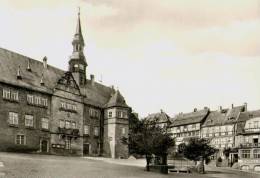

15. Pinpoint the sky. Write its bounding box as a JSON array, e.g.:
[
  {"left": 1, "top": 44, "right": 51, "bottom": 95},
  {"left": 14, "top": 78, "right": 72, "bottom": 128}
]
[{"left": 0, "top": 0, "right": 260, "bottom": 117}]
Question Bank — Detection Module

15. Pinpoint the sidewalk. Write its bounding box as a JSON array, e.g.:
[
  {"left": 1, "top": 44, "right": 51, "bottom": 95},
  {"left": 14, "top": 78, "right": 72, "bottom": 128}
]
[
  {"left": 83, "top": 157, "right": 146, "bottom": 167},
  {"left": 206, "top": 164, "right": 260, "bottom": 175}
]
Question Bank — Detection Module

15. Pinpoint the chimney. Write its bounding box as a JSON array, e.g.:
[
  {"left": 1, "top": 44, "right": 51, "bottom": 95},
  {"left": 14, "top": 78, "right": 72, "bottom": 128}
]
[
  {"left": 244, "top": 102, "right": 247, "bottom": 111},
  {"left": 194, "top": 108, "right": 197, "bottom": 112},
  {"left": 17, "top": 66, "right": 22, "bottom": 79},
  {"left": 27, "top": 59, "right": 31, "bottom": 72},
  {"left": 43, "top": 56, "right": 47, "bottom": 69},
  {"left": 218, "top": 106, "right": 222, "bottom": 112},
  {"left": 231, "top": 104, "right": 234, "bottom": 109},
  {"left": 160, "top": 109, "right": 164, "bottom": 113},
  {"left": 204, "top": 106, "right": 208, "bottom": 110},
  {"left": 90, "top": 74, "right": 95, "bottom": 85}
]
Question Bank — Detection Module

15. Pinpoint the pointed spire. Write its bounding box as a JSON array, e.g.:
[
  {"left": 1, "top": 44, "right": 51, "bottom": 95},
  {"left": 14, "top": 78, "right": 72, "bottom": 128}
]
[{"left": 73, "top": 7, "right": 84, "bottom": 46}]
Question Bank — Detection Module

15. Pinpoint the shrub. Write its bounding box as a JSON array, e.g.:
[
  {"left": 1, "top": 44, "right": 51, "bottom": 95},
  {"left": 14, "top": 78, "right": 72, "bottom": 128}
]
[{"left": 6, "top": 145, "right": 39, "bottom": 153}]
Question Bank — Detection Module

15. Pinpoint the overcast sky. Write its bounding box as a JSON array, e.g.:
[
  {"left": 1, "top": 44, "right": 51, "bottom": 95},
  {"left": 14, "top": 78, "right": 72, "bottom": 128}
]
[{"left": 1, "top": 0, "right": 260, "bottom": 117}]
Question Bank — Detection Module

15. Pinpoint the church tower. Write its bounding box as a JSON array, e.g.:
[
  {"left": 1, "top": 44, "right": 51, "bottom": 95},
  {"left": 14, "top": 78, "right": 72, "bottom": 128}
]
[{"left": 69, "top": 9, "right": 87, "bottom": 86}]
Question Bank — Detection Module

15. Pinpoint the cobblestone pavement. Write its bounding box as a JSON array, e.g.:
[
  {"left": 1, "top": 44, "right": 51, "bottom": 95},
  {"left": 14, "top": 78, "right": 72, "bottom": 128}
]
[{"left": 0, "top": 152, "right": 258, "bottom": 178}]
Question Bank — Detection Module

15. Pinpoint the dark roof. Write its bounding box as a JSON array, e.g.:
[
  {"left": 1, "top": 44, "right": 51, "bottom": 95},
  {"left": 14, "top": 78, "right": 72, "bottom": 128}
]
[
  {"left": 202, "top": 105, "right": 246, "bottom": 127},
  {"left": 0, "top": 47, "right": 129, "bottom": 109},
  {"left": 170, "top": 108, "right": 209, "bottom": 127},
  {"left": 145, "top": 111, "right": 170, "bottom": 124},
  {"left": 104, "top": 90, "right": 129, "bottom": 108},
  {"left": 0, "top": 47, "right": 64, "bottom": 94},
  {"left": 236, "top": 110, "right": 260, "bottom": 134}
]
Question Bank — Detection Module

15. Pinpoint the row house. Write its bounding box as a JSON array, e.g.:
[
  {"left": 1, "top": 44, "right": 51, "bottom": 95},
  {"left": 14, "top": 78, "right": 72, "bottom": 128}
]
[
  {"left": 201, "top": 105, "right": 246, "bottom": 157},
  {"left": 0, "top": 11, "right": 130, "bottom": 158},
  {"left": 169, "top": 108, "right": 209, "bottom": 146},
  {"left": 145, "top": 110, "right": 171, "bottom": 129},
  {"left": 235, "top": 110, "right": 260, "bottom": 171}
]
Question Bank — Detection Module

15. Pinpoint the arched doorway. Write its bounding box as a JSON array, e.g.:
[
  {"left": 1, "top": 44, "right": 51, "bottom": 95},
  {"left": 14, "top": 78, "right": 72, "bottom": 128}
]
[{"left": 41, "top": 140, "right": 48, "bottom": 153}]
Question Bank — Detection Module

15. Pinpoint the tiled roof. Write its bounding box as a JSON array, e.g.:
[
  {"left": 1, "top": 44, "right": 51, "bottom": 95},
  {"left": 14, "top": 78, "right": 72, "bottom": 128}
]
[
  {"left": 0, "top": 47, "right": 64, "bottom": 94},
  {"left": 202, "top": 105, "right": 245, "bottom": 127},
  {"left": 170, "top": 108, "right": 209, "bottom": 127},
  {"left": 104, "top": 90, "right": 129, "bottom": 108},
  {"left": 0, "top": 47, "right": 129, "bottom": 109},
  {"left": 145, "top": 111, "right": 170, "bottom": 124},
  {"left": 236, "top": 110, "right": 260, "bottom": 134}
]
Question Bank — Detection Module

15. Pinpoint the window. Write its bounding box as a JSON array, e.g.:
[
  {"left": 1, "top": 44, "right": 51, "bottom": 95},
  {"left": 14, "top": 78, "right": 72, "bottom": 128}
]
[
  {"left": 90, "top": 108, "right": 99, "bottom": 118},
  {"left": 71, "top": 122, "right": 76, "bottom": 129},
  {"left": 65, "top": 121, "right": 71, "bottom": 129},
  {"left": 3, "top": 89, "right": 11, "bottom": 99},
  {"left": 9, "top": 112, "right": 18, "bottom": 125},
  {"left": 35, "top": 96, "right": 41, "bottom": 105},
  {"left": 41, "top": 98, "right": 48, "bottom": 107},
  {"left": 59, "top": 120, "right": 65, "bottom": 128},
  {"left": 25, "top": 115, "right": 34, "bottom": 127},
  {"left": 253, "top": 149, "right": 260, "bottom": 158},
  {"left": 108, "top": 111, "right": 112, "bottom": 118},
  {"left": 74, "top": 64, "right": 78, "bottom": 68},
  {"left": 79, "top": 64, "right": 84, "bottom": 70},
  {"left": 3, "top": 89, "right": 18, "bottom": 101},
  {"left": 65, "top": 138, "right": 71, "bottom": 150},
  {"left": 60, "top": 102, "right": 76, "bottom": 112},
  {"left": 27, "top": 95, "right": 34, "bottom": 104},
  {"left": 254, "top": 121, "right": 259, "bottom": 129},
  {"left": 122, "top": 127, "right": 126, "bottom": 135},
  {"left": 41, "top": 118, "right": 49, "bottom": 130},
  {"left": 94, "top": 127, "right": 99, "bottom": 136},
  {"left": 11, "top": 92, "right": 19, "bottom": 101},
  {"left": 116, "top": 111, "right": 122, "bottom": 118},
  {"left": 84, "top": 125, "right": 90, "bottom": 135},
  {"left": 241, "top": 150, "right": 251, "bottom": 158},
  {"left": 16, "top": 135, "right": 25, "bottom": 145},
  {"left": 123, "top": 112, "right": 127, "bottom": 118}
]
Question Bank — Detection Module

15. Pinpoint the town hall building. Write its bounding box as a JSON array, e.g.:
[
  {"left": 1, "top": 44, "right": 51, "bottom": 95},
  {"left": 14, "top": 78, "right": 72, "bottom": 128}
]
[{"left": 0, "top": 11, "right": 130, "bottom": 158}]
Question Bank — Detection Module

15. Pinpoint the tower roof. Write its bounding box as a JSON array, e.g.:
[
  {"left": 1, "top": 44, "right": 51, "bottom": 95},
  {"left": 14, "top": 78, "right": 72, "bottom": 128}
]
[
  {"left": 73, "top": 8, "right": 84, "bottom": 46},
  {"left": 105, "top": 90, "right": 129, "bottom": 108}
]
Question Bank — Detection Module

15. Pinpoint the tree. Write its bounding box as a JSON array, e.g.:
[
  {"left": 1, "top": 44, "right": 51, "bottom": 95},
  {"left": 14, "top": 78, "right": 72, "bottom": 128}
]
[
  {"left": 182, "top": 137, "right": 217, "bottom": 173},
  {"left": 122, "top": 117, "right": 175, "bottom": 171}
]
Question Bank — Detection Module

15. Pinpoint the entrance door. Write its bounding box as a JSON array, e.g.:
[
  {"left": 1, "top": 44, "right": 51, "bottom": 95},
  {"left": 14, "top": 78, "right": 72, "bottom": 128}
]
[
  {"left": 41, "top": 140, "right": 48, "bottom": 153},
  {"left": 83, "top": 144, "right": 89, "bottom": 155}
]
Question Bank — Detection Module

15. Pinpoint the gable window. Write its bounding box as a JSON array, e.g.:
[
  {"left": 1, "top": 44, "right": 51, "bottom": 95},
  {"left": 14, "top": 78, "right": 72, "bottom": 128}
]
[
  {"left": 84, "top": 125, "right": 90, "bottom": 135},
  {"left": 41, "top": 118, "right": 49, "bottom": 130},
  {"left": 9, "top": 112, "right": 18, "bottom": 125},
  {"left": 25, "top": 115, "right": 34, "bottom": 127},
  {"left": 16, "top": 135, "right": 26, "bottom": 145}
]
